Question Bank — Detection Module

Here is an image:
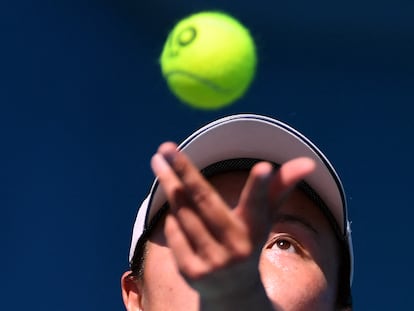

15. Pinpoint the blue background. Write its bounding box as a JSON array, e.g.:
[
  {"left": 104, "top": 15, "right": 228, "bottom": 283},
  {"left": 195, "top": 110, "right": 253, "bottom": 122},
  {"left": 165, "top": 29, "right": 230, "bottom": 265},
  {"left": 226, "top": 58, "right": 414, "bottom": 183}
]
[{"left": 2, "top": 0, "right": 413, "bottom": 310}]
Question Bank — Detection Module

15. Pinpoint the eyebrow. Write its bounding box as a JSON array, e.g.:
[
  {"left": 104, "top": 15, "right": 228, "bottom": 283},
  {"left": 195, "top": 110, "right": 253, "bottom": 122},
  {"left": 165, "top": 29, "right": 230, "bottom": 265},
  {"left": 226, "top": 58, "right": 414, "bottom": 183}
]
[{"left": 273, "top": 213, "right": 319, "bottom": 236}]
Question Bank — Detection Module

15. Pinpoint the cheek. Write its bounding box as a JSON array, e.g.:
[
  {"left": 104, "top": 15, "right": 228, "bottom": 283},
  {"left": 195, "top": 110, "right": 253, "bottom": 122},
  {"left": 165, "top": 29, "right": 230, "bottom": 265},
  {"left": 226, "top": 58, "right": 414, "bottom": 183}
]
[
  {"left": 141, "top": 243, "right": 200, "bottom": 310},
  {"left": 259, "top": 251, "right": 336, "bottom": 310}
]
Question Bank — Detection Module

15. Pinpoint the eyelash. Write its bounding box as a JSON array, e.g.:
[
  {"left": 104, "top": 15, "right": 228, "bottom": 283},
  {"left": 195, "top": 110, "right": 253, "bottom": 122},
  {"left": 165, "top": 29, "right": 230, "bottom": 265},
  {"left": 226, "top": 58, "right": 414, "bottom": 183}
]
[{"left": 267, "top": 235, "right": 302, "bottom": 254}]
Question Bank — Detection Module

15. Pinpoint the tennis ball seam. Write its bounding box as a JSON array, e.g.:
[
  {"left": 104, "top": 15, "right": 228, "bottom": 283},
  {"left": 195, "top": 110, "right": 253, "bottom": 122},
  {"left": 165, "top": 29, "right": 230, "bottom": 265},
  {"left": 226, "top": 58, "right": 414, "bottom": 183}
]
[
  {"left": 164, "top": 70, "right": 233, "bottom": 93},
  {"left": 160, "top": 11, "right": 257, "bottom": 109}
]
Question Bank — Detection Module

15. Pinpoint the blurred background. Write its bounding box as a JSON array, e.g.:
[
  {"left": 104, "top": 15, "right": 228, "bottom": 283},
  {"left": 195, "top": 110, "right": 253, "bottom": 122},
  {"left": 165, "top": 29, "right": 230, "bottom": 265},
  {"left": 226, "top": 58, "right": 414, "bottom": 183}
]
[{"left": 1, "top": 0, "right": 413, "bottom": 309}]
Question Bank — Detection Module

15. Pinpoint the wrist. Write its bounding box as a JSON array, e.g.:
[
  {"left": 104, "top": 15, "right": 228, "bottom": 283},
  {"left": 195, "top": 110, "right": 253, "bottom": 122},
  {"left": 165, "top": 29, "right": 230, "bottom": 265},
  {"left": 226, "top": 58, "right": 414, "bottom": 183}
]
[{"left": 187, "top": 256, "right": 275, "bottom": 311}]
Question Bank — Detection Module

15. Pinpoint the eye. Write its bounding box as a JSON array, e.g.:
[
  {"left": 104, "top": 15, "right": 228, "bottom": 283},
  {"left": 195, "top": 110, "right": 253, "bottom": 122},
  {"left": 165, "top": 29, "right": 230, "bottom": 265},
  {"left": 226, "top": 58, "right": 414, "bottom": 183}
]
[
  {"left": 177, "top": 26, "right": 197, "bottom": 46},
  {"left": 270, "top": 237, "right": 298, "bottom": 254}
]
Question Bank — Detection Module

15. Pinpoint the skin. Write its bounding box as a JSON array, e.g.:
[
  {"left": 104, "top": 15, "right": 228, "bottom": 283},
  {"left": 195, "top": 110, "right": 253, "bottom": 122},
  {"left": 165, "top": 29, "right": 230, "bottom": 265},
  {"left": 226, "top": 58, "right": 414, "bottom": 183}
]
[{"left": 122, "top": 142, "right": 346, "bottom": 311}]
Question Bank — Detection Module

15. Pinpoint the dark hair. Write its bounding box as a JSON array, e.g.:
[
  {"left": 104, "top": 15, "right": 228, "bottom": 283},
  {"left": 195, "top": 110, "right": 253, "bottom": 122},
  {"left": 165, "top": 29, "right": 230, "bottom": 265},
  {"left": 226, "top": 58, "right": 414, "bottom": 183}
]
[
  {"left": 336, "top": 238, "right": 353, "bottom": 307},
  {"left": 128, "top": 203, "right": 169, "bottom": 280}
]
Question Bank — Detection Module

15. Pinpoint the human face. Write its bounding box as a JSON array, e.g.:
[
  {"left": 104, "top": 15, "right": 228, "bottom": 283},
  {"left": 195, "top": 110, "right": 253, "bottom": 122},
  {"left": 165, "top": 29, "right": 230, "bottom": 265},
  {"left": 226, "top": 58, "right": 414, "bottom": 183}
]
[{"left": 128, "top": 170, "right": 341, "bottom": 311}]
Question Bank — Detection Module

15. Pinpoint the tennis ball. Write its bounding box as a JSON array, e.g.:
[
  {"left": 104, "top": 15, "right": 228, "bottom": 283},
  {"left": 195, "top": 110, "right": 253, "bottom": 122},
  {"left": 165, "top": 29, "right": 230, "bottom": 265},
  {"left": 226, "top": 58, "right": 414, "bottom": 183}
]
[{"left": 160, "top": 11, "right": 257, "bottom": 110}]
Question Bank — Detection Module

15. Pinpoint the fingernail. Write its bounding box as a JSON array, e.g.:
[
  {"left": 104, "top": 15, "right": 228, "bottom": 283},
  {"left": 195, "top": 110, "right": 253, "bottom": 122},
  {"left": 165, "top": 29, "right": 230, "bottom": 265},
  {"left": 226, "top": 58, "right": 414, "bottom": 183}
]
[
  {"left": 163, "top": 151, "right": 176, "bottom": 166},
  {"left": 255, "top": 162, "right": 274, "bottom": 181},
  {"left": 151, "top": 153, "right": 170, "bottom": 174}
]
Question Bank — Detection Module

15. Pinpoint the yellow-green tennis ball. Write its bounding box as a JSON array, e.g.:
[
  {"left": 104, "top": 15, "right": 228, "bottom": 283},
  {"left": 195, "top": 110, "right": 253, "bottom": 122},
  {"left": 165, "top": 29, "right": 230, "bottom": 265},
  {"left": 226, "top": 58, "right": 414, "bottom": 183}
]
[{"left": 160, "top": 11, "right": 257, "bottom": 110}]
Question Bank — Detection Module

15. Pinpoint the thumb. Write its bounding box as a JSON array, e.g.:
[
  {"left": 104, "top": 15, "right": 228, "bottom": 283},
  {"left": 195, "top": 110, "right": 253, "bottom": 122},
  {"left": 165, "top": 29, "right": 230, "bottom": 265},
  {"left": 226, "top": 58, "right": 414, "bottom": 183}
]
[{"left": 267, "top": 157, "right": 316, "bottom": 205}]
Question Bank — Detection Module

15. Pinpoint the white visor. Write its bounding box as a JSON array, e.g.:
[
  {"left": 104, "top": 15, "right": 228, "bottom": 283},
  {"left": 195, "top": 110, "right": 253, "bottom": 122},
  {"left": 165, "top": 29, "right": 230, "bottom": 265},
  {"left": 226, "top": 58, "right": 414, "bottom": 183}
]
[{"left": 129, "top": 114, "right": 353, "bottom": 284}]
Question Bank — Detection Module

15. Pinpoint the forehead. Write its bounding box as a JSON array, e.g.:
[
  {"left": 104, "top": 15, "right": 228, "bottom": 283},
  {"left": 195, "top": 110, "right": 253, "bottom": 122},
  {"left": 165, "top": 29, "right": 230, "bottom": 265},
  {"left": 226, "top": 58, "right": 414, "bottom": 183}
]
[
  {"left": 207, "top": 170, "right": 249, "bottom": 207},
  {"left": 207, "top": 170, "right": 333, "bottom": 232}
]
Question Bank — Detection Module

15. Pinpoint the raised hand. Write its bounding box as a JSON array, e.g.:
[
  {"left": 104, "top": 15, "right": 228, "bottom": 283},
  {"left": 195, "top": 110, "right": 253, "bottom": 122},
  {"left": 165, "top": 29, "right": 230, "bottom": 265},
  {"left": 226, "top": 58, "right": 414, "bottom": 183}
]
[{"left": 150, "top": 142, "right": 315, "bottom": 310}]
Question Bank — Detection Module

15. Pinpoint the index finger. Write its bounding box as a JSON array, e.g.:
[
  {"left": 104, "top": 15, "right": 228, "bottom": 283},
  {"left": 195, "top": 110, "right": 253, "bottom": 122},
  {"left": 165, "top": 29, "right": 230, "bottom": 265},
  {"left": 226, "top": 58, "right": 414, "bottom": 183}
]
[{"left": 155, "top": 142, "right": 237, "bottom": 235}]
